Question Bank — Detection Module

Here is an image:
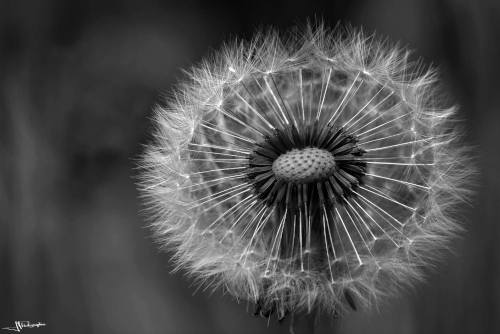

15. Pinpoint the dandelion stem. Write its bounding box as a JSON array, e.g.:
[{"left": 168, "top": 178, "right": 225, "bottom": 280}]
[{"left": 289, "top": 312, "right": 318, "bottom": 334}]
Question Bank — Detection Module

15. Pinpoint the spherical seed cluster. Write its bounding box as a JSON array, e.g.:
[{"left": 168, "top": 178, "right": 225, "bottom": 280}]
[
  {"left": 272, "top": 148, "right": 336, "bottom": 183},
  {"left": 139, "top": 25, "right": 474, "bottom": 320}
]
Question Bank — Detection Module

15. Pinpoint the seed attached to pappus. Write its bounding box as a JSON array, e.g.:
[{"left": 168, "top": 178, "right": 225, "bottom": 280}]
[{"left": 139, "top": 23, "right": 474, "bottom": 321}]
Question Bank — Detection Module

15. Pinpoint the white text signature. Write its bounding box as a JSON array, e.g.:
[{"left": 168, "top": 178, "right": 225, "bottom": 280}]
[{"left": 2, "top": 321, "right": 46, "bottom": 332}]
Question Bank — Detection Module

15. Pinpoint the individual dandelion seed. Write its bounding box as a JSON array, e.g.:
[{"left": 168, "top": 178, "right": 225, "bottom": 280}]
[{"left": 139, "top": 24, "right": 473, "bottom": 321}]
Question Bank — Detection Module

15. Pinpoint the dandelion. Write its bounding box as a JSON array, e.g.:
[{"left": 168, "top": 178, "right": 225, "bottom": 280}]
[{"left": 139, "top": 24, "right": 473, "bottom": 321}]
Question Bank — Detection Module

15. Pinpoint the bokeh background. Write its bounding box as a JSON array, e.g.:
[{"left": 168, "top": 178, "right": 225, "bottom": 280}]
[{"left": 0, "top": 0, "right": 496, "bottom": 333}]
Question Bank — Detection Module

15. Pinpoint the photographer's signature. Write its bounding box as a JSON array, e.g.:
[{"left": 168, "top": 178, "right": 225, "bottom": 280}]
[{"left": 2, "top": 321, "right": 46, "bottom": 332}]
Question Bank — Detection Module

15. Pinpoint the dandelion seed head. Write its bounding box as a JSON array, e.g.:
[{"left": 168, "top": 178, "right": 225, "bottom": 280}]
[{"left": 139, "top": 23, "right": 474, "bottom": 319}]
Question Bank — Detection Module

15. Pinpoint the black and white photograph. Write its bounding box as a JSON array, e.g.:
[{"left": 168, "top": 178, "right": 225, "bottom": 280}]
[{"left": 1, "top": 0, "right": 495, "bottom": 333}]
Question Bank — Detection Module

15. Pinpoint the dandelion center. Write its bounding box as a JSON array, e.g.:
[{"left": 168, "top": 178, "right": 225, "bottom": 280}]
[
  {"left": 272, "top": 147, "right": 336, "bottom": 184},
  {"left": 247, "top": 122, "right": 367, "bottom": 210}
]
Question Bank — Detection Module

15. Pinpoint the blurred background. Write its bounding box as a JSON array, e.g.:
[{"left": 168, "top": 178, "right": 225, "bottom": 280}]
[{"left": 0, "top": 0, "right": 496, "bottom": 333}]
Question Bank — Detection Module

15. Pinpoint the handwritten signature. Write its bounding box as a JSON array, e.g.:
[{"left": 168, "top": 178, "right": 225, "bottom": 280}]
[{"left": 2, "top": 321, "right": 46, "bottom": 332}]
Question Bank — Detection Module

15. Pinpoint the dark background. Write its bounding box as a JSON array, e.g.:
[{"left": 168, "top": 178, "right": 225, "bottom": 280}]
[{"left": 0, "top": 0, "right": 496, "bottom": 333}]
